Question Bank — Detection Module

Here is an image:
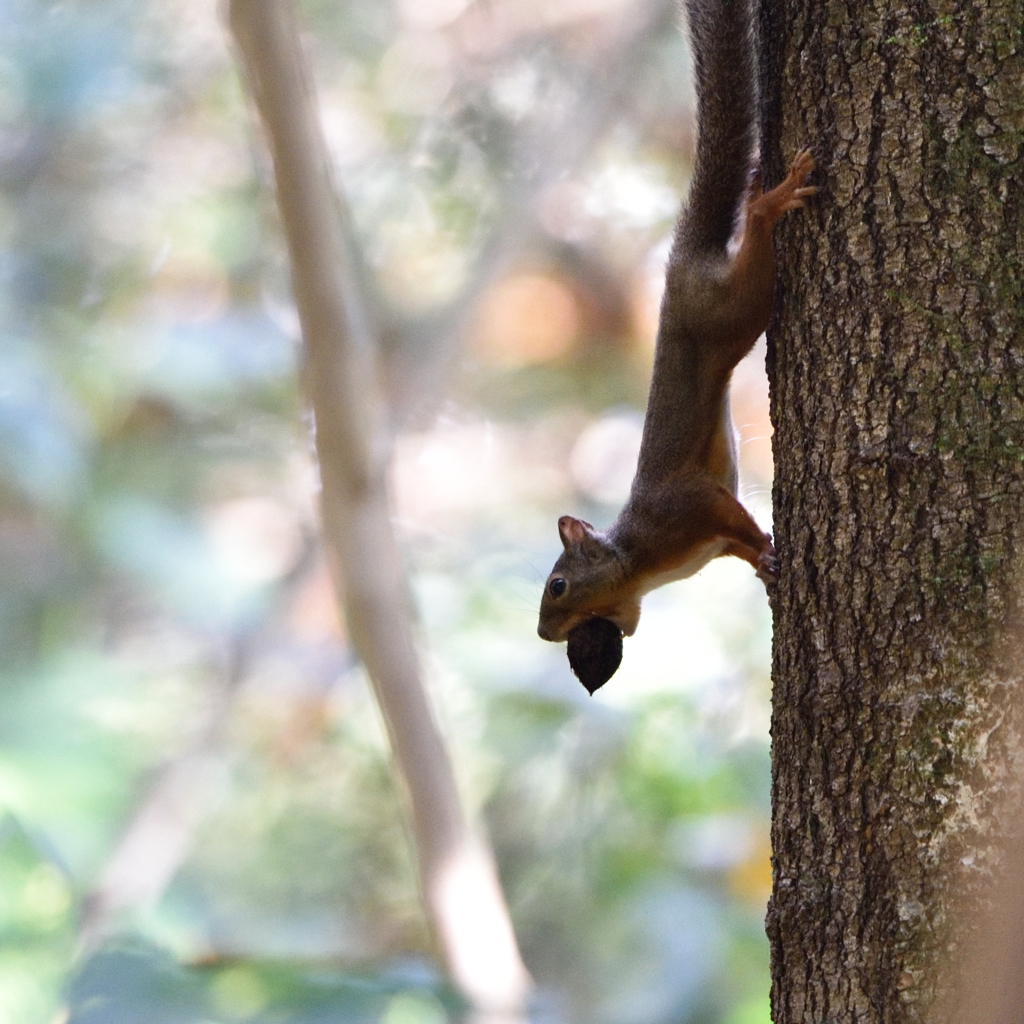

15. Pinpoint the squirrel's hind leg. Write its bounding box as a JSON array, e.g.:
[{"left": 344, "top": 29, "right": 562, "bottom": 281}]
[{"left": 720, "top": 148, "right": 818, "bottom": 353}]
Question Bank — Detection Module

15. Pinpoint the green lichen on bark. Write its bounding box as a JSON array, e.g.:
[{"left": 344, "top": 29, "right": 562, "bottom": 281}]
[{"left": 760, "top": 0, "right": 1024, "bottom": 1019}]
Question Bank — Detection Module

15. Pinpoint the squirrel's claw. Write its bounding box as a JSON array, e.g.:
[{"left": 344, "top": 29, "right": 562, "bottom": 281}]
[
  {"left": 790, "top": 147, "right": 816, "bottom": 179},
  {"left": 746, "top": 146, "right": 818, "bottom": 226},
  {"left": 756, "top": 535, "right": 779, "bottom": 592}
]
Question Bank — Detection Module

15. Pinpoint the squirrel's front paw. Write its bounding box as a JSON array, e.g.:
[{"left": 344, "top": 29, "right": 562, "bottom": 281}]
[{"left": 755, "top": 535, "right": 779, "bottom": 592}]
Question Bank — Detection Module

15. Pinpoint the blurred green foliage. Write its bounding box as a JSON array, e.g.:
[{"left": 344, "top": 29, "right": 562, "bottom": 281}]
[{"left": 0, "top": 0, "right": 775, "bottom": 1021}]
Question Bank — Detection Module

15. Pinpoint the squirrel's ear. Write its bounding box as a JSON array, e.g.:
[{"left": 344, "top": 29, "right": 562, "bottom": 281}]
[{"left": 558, "top": 515, "right": 599, "bottom": 550}]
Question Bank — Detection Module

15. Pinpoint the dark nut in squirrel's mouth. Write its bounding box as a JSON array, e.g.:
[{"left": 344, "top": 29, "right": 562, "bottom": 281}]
[{"left": 567, "top": 617, "right": 623, "bottom": 694}]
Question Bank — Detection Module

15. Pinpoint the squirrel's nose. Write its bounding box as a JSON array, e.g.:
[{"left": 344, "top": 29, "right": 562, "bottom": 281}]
[{"left": 537, "top": 623, "right": 551, "bottom": 641}]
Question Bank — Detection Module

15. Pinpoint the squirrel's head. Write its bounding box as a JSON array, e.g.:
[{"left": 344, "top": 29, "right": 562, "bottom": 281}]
[{"left": 537, "top": 515, "right": 641, "bottom": 643}]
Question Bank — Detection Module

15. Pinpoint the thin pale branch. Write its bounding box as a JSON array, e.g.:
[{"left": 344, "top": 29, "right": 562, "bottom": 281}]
[{"left": 227, "top": 1, "right": 531, "bottom": 1016}]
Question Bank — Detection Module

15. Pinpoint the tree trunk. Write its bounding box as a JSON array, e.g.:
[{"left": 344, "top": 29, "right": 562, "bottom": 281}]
[{"left": 760, "top": 0, "right": 1024, "bottom": 1020}]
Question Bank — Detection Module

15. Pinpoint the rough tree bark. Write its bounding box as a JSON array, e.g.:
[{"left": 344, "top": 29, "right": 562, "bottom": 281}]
[{"left": 761, "top": 0, "right": 1024, "bottom": 1020}]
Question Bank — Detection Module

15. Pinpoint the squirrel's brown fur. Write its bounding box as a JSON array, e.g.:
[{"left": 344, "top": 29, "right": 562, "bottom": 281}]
[{"left": 538, "top": 0, "right": 816, "bottom": 671}]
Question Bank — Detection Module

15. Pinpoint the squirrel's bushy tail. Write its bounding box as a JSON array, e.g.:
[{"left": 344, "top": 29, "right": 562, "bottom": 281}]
[{"left": 678, "top": 0, "right": 758, "bottom": 255}]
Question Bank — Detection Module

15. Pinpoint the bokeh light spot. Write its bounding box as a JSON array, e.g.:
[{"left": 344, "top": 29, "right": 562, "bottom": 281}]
[
  {"left": 20, "top": 863, "right": 71, "bottom": 929},
  {"left": 474, "top": 273, "right": 580, "bottom": 366},
  {"left": 210, "top": 966, "right": 269, "bottom": 1020},
  {"left": 381, "top": 993, "right": 448, "bottom": 1024},
  {"left": 569, "top": 412, "right": 643, "bottom": 504}
]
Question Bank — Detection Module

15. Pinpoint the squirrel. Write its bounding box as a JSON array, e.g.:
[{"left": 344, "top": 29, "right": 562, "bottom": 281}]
[{"left": 537, "top": 0, "right": 816, "bottom": 693}]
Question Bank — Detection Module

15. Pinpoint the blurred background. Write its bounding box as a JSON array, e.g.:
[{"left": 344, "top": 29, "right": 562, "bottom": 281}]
[{"left": 0, "top": 0, "right": 776, "bottom": 1021}]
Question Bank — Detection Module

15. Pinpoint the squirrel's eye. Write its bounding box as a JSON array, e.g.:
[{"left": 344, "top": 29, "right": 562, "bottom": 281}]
[{"left": 549, "top": 577, "right": 567, "bottom": 598}]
